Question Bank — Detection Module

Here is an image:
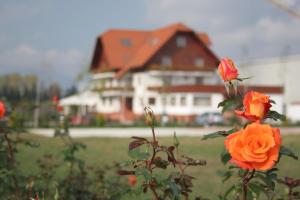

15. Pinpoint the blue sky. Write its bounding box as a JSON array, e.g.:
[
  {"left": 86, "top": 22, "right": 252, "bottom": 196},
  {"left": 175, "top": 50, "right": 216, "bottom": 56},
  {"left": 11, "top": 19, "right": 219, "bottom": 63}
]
[{"left": 0, "top": 0, "right": 300, "bottom": 87}]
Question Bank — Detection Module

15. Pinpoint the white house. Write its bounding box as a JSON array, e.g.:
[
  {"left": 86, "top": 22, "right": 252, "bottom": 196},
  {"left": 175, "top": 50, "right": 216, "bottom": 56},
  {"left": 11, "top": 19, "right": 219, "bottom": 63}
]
[{"left": 61, "top": 23, "right": 284, "bottom": 123}]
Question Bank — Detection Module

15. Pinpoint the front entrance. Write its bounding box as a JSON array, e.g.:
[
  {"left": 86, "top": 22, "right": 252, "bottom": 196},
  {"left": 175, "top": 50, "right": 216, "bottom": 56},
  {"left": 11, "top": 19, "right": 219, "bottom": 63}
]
[
  {"left": 125, "top": 97, "right": 133, "bottom": 111},
  {"left": 120, "top": 96, "right": 135, "bottom": 122}
]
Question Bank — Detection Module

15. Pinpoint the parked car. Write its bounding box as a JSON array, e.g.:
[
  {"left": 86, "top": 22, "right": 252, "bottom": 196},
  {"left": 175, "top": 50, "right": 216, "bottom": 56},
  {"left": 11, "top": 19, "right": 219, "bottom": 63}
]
[{"left": 195, "top": 112, "right": 224, "bottom": 126}]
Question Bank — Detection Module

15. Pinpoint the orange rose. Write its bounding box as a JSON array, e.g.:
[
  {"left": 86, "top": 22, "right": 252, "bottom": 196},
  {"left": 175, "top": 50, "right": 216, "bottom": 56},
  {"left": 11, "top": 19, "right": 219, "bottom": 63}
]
[
  {"left": 236, "top": 91, "right": 272, "bottom": 121},
  {"left": 218, "top": 57, "right": 238, "bottom": 81},
  {"left": 128, "top": 175, "right": 137, "bottom": 186},
  {"left": 0, "top": 101, "right": 5, "bottom": 119},
  {"left": 225, "top": 122, "right": 281, "bottom": 170}
]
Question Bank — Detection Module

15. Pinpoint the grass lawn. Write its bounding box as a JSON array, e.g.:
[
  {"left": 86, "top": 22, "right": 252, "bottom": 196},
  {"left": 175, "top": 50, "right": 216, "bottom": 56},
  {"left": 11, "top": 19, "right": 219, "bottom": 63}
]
[{"left": 16, "top": 133, "right": 300, "bottom": 199}]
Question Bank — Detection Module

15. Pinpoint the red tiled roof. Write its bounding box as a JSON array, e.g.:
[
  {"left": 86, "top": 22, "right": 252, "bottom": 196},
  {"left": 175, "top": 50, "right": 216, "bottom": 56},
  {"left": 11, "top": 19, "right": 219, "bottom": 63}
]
[
  {"left": 148, "top": 85, "right": 283, "bottom": 94},
  {"left": 91, "top": 23, "right": 215, "bottom": 77},
  {"left": 99, "top": 29, "right": 150, "bottom": 69}
]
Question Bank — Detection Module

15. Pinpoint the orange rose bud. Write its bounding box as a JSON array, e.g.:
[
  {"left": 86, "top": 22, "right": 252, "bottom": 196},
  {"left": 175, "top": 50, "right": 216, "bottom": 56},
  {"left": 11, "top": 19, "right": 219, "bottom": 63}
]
[
  {"left": 0, "top": 101, "right": 5, "bottom": 119},
  {"left": 128, "top": 175, "right": 137, "bottom": 186},
  {"left": 235, "top": 91, "right": 272, "bottom": 121},
  {"left": 218, "top": 57, "right": 238, "bottom": 81},
  {"left": 225, "top": 122, "right": 281, "bottom": 171}
]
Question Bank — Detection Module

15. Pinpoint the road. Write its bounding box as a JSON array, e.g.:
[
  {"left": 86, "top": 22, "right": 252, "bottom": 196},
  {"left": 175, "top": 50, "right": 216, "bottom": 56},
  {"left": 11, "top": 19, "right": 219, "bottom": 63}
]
[{"left": 28, "top": 126, "right": 300, "bottom": 138}]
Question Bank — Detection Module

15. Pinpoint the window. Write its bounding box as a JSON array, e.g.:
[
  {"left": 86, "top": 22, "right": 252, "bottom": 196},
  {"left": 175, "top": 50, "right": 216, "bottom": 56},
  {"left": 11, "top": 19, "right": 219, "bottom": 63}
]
[
  {"left": 193, "top": 96, "right": 211, "bottom": 106},
  {"left": 180, "top": 96, "right": 186, "bottom": 106},
  {"left": 161, "top": 96, "right": 167, "bottom": 106},
  {"left": 109, "top": 97, "right": 113, "bottom": 106},
  {"left": 170, "top": 96, "right": 176, "bottom": 106},
  {"left": 161, "top": 56, "right": 172, "bottom": 66},
  {"left": 195, "top": 57, "right": 205, "bottom": 67},
  {"left": 196, "top": 77, "right": 203, "bottom": 84},
  {"left": 104, "top": 97, "right": 109, "bottom": 106},
  {"left": 176, "top": 36, "right": 186, "bottom": 48},
  {"left": 148, "top": 97, "right": 156, "bottom": 106},
  {"left": 121, "top": 39, "right": 132, "bottom": 47}
]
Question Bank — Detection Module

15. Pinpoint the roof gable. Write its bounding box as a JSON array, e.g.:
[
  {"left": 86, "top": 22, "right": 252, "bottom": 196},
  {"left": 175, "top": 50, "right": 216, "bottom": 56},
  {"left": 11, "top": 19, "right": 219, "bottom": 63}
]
[{"left": 90, "top": 23, "right": 218, "bottom": 76}]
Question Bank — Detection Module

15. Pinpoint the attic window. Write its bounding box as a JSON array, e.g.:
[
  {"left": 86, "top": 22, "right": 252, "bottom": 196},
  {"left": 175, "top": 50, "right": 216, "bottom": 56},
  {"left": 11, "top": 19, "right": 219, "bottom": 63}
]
[
  {"left": 195, "top": 57, "right": 205, "bottom": 67},
  {"left": 176, "top": 36, "right": 186, "bottom": 48},
  {"left": 161, "top": 56, "right": 172, "bottom": 66},
  {"left": 121, "top": 39, "right": 132, "bottom": 47}
]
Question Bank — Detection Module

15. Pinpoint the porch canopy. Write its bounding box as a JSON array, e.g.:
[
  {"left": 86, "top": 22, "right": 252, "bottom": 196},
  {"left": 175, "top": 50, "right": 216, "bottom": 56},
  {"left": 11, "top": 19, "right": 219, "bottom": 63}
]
[{"left": 59, "top": 91, "right": 99, "bottom": 107}]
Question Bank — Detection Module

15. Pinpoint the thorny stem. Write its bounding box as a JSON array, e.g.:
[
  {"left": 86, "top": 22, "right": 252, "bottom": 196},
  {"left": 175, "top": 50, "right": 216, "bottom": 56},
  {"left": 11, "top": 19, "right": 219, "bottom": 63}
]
[
  {"left": 242, "top": 170, "right": 255, "bottom": 200},
  {"left": 176, "top": 146, "right": 185, "bottom": 175},
  {"left": 3, "top": 133, "right": 21, "bottom": 199},
  {"left": 150, "top": 186, "right": 159, "bottom": 200},
  {"left": 146, "top": 113, "right": 160, "bottom": 199},
  {"left": 151, "top": 125, "right": 157, "bottom": 143}
]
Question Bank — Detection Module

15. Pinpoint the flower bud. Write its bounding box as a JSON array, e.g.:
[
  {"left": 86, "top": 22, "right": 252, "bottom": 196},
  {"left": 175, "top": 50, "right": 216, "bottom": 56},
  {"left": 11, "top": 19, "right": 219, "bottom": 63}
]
[
  {"left": 128, "top": 175, "right": 137, "bottom": 186},
  {"left": 235, "top": 91, "right": 271, "bottom": 121},
  {"left": 218, "top": 57, "right": 238, "bottom": 82}
]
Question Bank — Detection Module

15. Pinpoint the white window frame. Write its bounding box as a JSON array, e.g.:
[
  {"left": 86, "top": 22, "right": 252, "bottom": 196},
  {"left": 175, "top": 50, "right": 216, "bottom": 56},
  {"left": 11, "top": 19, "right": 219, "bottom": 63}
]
[{"left": 193, "top": 95, "right": 211, "bottom": 106}]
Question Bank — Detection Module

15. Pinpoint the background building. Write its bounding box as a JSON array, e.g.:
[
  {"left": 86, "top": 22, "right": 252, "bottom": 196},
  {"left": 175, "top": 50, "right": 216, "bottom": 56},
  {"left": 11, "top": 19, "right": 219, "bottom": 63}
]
[
  {"left": 60, "top": 23, "right": 285, "bottom": 123},
  {"left": 239, "top": 55, "right": 300, "bottom": 122}
]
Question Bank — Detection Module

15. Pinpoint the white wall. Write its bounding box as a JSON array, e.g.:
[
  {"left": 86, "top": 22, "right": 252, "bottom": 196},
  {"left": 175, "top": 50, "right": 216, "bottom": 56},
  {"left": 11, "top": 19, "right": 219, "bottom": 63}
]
[
  {"left": 238, "top": 55, "right": 300, "bottom": 104},
  {"left": 133, "top": 91, "right": 223, "bottom": 116},
  {"left": 287, "top": 104, "right": 300, "bottom": 122},
  {"left": 96, "top": 96, "right": 121, "bottom": 113}
]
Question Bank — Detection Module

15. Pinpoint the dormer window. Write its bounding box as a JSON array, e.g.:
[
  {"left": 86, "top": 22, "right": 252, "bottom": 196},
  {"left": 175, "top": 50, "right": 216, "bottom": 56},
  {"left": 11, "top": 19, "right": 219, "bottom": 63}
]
[
  {"left": 176, "top": 36, "right": 186, "bottom": 48},
  {"left": 195, "top": 57, "right": 205, "bottom": 68},
  {"left": 161, "top": 56, "right": 172, "bottom": 66},
  {"left": 121, "top": 39, "right": 132, "bottom": 47}
]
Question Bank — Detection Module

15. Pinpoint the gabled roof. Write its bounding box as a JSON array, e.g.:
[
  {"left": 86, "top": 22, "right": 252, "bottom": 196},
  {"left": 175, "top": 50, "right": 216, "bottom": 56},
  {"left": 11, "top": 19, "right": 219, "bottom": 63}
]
[{"left": 91, "top": 23, "right": 217, "bottom": 77}]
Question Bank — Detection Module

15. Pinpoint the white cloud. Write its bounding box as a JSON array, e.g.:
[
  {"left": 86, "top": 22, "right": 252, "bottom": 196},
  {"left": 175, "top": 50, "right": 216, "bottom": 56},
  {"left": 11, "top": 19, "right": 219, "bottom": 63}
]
[
  {"left": 145, "top": 0, "right": 300, "bottom": 59},
  {"left": 0, "top": 44, "right": 86, "bottom": 87}
]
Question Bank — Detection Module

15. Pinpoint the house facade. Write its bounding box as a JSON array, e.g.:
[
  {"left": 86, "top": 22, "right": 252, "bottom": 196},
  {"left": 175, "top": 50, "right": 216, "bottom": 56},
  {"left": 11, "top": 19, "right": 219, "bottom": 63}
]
[{"left": 61, "top": 23, "right": 284, "bottom": 123}]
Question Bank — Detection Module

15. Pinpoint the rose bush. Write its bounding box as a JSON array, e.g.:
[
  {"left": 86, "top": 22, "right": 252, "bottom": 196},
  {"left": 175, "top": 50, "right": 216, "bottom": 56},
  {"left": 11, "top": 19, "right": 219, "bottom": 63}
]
[{"left": 204, "top": 57, "right": 298, "bottom": 200}]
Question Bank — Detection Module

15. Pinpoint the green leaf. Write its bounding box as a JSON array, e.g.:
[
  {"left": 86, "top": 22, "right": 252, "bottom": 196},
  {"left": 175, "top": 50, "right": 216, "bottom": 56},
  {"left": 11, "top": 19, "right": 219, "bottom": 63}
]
[
  {"left": 202, "top": 128, "right": 237, "bottom": 140},
  {"left": 237, "top": 76, "right": 252, "bottom": 81},
  {"left": 223, "top": 185, "right": 236, "bottom": 199},
  {"left": 266, "top": 110, "right": 286, "bottom": 121},
  {"left": 269, "top": 99, "right": 276, "bottom": 104},
  {"left": 280, "top": 146, "right": 298, "bottom": 160},
  {"left": 136, "top": 168, "right": 152, "bottom": 182},
  {"left": 248, "top": 182, "right": 263, "bottom": 197},
  {"left": 128, "top": 146, "right": 151, "bottom": 160},
  {"left": 169, "top": 181, "right": 181, "bottom": 200},
  {"left": 218, "top": 98, "right": 242, "bottom": 113},
  {"left": 216, "top": 170, "right": 232, "bottom": 182},
  {"left": 221, "top": 150, "right": 231, "bottom": 165},
  {"left": 153, "top": 157, "right": 169, "bottom": 169}
]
